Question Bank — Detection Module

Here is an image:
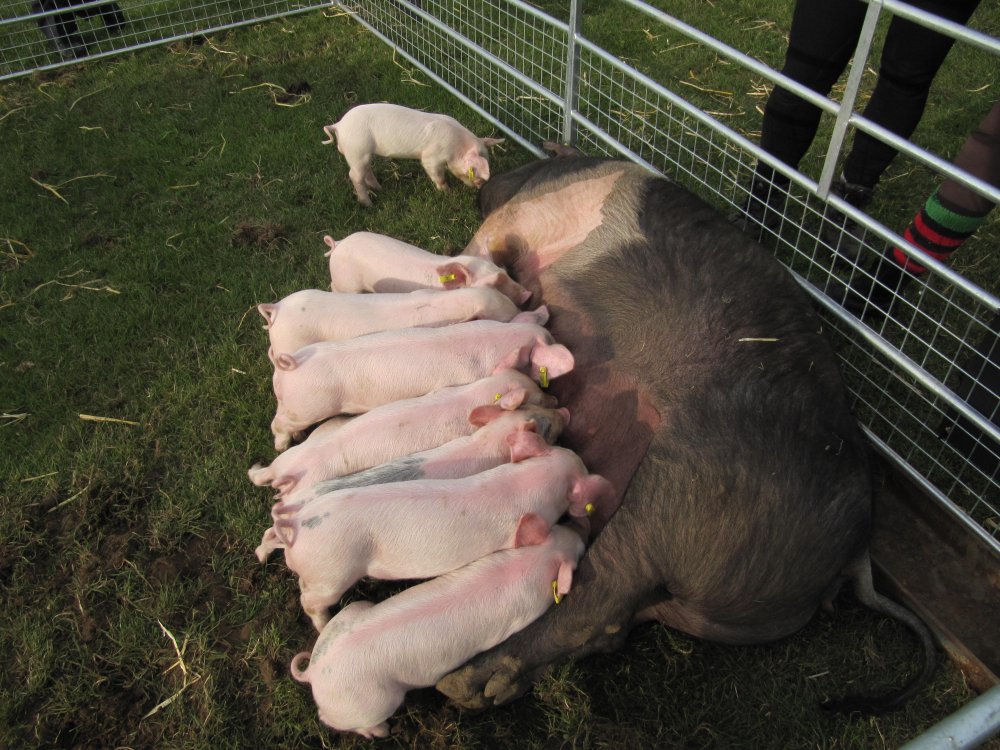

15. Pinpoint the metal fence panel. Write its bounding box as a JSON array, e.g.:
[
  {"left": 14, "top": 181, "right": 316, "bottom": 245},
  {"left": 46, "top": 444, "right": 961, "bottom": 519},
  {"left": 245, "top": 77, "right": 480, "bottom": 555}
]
[{"left": 0, "top": 0, "right": 328, "bottom": 81}]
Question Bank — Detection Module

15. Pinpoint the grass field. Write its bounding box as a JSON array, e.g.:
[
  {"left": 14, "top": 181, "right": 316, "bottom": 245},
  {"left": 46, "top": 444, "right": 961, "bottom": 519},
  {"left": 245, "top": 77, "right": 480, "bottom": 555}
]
[{"left": 1, "top": 3, "right": 997, "bottom": 748}]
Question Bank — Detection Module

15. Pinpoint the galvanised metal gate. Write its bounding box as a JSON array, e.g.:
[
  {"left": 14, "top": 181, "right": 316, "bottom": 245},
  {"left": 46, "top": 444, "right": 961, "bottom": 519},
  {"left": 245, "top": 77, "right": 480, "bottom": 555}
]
[{"left": 0, "top": 0, "right": 327, "bottom": 80}]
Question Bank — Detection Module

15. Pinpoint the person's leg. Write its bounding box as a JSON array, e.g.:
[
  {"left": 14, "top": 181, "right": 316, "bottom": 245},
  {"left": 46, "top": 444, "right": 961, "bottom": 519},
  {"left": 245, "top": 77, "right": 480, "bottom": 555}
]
[
  {"left": 843, "top": 0, "right": 982, "bottom": 188},
  {"left": 741, "top": 0, "right": 867, "bottom": 233},
  {"left": 824, "top": 0, "right": 982, "bottom": 257},
  {"left": 838, "top": 99, "right": 999, "bottom": 321},
  {"left": 759, "top": 0, "right": 867, "bottom": 177}
]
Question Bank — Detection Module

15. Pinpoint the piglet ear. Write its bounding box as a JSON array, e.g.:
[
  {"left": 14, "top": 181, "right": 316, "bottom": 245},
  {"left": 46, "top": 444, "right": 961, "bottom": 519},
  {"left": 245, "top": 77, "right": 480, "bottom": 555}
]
[
  {"left": 482, "top": 137, "right": 505, "bottom": 149},
  {"left": 274, "top": 352, "right": 298, "bottom": 371},
  {"left": 272, "top": 475, "right": 298, "bottom": 497},
  {"left": 569, "top": 474, "right": 614, "bottom": 518},
  {"left": 530, "top": 343, "right": 574, "bottom": 381},
  {"left": 556, "top": 560, "right": 576, "bottom": 597},
  {"left": 519, "top": 419, "right": 539, "bottom": 434},
  {"left": 507, "top": 430, "right": 550, "bottom": 463},
  {"left": 436, "top": 262, "right": 471, "bottom": 290},
  {"left": 513, "top": 513, "right": 550, "bottom": 548},
  {"left": 258, "top": 303, "right": 277, "bottom": 329},
  {"left": 496, "top": 387, "right": 527, "bottom": 410},
  {"left": 511, "top": 305, "right": 548, "bottom": 326},
  {"left": 469, "top": 404, "right": 505, "bottom": 426}
]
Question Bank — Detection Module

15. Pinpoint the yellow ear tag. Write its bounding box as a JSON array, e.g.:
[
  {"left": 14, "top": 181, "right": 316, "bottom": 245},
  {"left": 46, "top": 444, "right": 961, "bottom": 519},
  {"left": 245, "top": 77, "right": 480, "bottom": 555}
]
[
  {"left": 552, "top": 580, "right": 561, "bottom": 605},
  {"left": 439, "top": 273, "right": 457, "bottom": 283},
  {"left": 467, "top": 167, "right": 476, "bottom": 182},
  {"left": 494, "top": 393, "right": 503, "bottom": 403},
  {"left": 585, "top": 503, "right": 594, "bottom": 516},
  {"left": 539, "top": 366, "right": 549, "bottom": 389}
]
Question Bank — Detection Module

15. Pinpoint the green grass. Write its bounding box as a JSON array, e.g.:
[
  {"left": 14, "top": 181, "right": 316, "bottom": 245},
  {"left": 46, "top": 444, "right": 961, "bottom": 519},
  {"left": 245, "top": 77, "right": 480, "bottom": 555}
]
[{"left": 1, "top": 6, "right": 997, "bottom": 749}]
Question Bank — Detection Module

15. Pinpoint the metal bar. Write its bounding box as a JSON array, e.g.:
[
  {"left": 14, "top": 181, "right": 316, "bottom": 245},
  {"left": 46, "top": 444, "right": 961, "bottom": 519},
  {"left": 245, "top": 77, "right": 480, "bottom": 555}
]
[
  {"left": 863, "top": 428, "right": 1000, "bottom": 554},
  {"left": 3, "top": 0, "right": 134, "bottom": 25},
  {"left": 501, "top": 0, "right": 571, "bottom": 34},
  {"left": 0, "top": 4, "right": 330, "bottom": 83},
  {"left": 816, "top": 0, "right": 882, "bottom": 197},
  {"left": 337, "top": 1, "right": 565, "bottom": 112},
  {"left": 799, "top": 271, "right": 1000, "bottom": 463},
  {"left": 899, "top": 683, "right": 1000, "bottom": 750},
  {"left": 562, "top": 0, "right": 584, "bottom": 146},
  {"left": 614, "top": 0, "right": 1000, "bottom": 204},
  {"left": 616, "top": 0, "right": 839, "bottom": 116},
  {"left": 849, "top": 113, "right": 1000, "bottom": 206},
  {"left": 881, "top": 0, "right": 1000, "bottom": 54},
  {"left": 570, "top": 110, "right": 660, "bottom": 173}
]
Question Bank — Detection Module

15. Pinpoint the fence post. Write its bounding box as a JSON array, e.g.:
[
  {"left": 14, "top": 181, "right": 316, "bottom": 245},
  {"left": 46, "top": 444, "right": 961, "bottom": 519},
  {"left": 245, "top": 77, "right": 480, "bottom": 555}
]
[
  {"left": 817, "top": 0, "right": 882, "bottom": 196},
  {"left": 562, "top": 0, "right": 584, "bottom": 146}
]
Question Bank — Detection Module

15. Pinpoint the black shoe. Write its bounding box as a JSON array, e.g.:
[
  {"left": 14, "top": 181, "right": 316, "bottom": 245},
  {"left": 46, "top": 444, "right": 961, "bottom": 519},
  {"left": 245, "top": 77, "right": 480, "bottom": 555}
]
[{"left": 821, "top": 174, "right": 875, "bottom": 264}]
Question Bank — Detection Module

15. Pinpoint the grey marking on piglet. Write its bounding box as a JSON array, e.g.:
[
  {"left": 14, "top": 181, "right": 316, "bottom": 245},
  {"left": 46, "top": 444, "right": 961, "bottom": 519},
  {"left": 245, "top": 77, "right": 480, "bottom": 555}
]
[
  {"left": 312, "top": 457, "right": 426, "bottom": 494},
  {"left": 301, "top": 512, "right": 330, "bottom": 530}
]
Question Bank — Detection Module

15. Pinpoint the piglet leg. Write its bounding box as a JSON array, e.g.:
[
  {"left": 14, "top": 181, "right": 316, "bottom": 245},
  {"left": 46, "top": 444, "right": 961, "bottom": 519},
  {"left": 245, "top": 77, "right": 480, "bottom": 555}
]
[
  {"left": 347, "top": 155, "right": 377, "bottom": 206},
  {"left": 421, "top": 157, "right": 450, "bottom": 191}
]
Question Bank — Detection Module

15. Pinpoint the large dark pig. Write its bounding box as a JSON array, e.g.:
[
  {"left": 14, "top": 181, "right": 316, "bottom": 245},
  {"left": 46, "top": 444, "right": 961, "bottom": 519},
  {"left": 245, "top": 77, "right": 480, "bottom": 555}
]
[{"left": 436, "top": 153, "right": 936, "bottom": 713}]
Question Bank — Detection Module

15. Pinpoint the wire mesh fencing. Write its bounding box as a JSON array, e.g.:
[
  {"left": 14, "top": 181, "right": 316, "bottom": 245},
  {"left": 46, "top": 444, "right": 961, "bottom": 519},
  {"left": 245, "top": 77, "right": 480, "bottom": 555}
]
[
  {"left": 0, "top": 0, "right": 327, "bottom": 80},
  {"left": 337, "top": 0, "right": 1000, "bottom": 552}
]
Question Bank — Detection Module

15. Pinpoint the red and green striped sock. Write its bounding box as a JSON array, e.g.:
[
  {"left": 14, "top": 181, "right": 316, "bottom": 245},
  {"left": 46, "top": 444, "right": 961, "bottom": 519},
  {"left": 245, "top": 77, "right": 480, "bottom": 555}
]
[{"left": 891, "top": 189, "right": 989, "bottom": 274}]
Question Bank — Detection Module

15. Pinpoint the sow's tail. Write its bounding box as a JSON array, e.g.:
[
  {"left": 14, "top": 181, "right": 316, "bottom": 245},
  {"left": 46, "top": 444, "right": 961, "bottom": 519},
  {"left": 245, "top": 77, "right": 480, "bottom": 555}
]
[{"left": 823, "top": 551, "right": 937, "bottom": 715}]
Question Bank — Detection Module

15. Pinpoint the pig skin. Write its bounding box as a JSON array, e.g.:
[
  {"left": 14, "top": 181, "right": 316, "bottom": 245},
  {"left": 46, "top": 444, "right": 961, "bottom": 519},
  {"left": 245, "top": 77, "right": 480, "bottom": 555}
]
[
  {"left": 321, "top": 102, "right": 504, "bottom": 205},
  {"left": 251, "top": 370, "right": 554, "bottom": 500},
  {"left": 259, "top": 286, "right": 520, "bottom": 355},
  {"left": 324, "top": 231, "right": 531, "bottom": 305},
  {"left": 305, "top": 402, "right": 569, "bottom": 496},
  {"left": 257, "top": 432, "right": 610, "bottom": 631},
  {"left": 289, "top": 524, "right": 585, "bottom": 739},
  {"left": 269, "top": 313, "right": 573, "bottom": 450},
  {"left": 436, "top": 155, "right": 936, "bottom": 715}
]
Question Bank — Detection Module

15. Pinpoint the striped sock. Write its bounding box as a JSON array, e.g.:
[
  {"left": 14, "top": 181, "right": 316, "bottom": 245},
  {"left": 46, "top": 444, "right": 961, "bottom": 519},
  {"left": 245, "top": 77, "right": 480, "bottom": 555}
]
[{"left": 891, "top": 189, "right": 988, "bottom": 274}]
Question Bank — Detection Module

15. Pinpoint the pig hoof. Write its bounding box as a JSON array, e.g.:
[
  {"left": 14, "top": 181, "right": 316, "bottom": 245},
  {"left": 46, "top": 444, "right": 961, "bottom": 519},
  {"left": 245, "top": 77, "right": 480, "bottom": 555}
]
[
  {"left": 483, "top": 669, "right": 529, "bottom": 705},
  {"left": 436, "top": 665, "right": 492, "bottom": 709},
  {"left": 437, "top": 654, "right": 529, "bottom": 708}
]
